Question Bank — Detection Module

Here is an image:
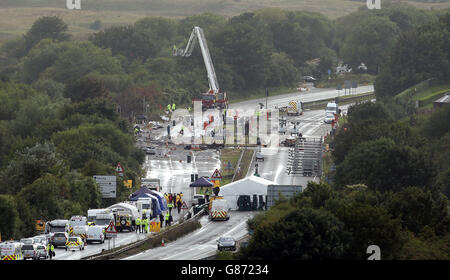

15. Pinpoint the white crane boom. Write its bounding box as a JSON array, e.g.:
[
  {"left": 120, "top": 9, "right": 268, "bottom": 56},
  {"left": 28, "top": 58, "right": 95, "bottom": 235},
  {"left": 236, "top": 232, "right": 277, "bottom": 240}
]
[{"left": 174, "top": 26, "right": 220, "bottom": 94}]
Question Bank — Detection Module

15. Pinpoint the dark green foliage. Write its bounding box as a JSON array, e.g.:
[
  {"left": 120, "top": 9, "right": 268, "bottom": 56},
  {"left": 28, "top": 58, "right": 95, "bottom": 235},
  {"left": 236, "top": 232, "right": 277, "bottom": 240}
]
[
  {"left": 240, "top": 208, "right": 351, "bottom": 260},
  {"left": 335, "top": 137, "right": 433, "bottom": 192},
  {"left": 23, "top": 16, "right": 71, "bottom": 51},
  {"left": 64, "top": 76, "right": 109, "bottom": 102}
]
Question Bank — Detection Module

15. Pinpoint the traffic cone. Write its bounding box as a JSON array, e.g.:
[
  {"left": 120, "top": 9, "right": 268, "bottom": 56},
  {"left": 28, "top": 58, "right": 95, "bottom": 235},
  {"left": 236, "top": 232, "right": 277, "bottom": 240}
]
[{"left": 161, "top": 239, "right": 165, "bottom": 247}]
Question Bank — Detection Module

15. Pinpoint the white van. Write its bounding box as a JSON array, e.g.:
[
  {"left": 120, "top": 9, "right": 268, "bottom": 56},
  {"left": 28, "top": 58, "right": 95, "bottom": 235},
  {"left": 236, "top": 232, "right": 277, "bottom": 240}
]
[
  {"left": 325, "top": 102, "right": 338, "bottom": 114},
  {"left": 0, "top": 242, "right": 23, "bottom": 260},
  {"left": 86, "top": 226, "right": 105, "bottom": 244}
]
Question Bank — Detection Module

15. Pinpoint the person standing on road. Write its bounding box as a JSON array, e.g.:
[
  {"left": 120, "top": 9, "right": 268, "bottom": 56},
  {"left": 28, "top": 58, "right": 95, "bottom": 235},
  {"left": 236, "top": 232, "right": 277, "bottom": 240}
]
[
  {"left": 135, "top": 217, "right": 141, "bottom": 233},
  {"left": 159, "top": 213, "right": 164, "bottom": 227},
  {"left": 177, "top": 198, "right": 182, "bottom": 214},
  {"left": 165, "top": 212, "right": 170, "bottom": 227},
  {"left": 168, "top": 214, "right": 173, "bottom": 226}
]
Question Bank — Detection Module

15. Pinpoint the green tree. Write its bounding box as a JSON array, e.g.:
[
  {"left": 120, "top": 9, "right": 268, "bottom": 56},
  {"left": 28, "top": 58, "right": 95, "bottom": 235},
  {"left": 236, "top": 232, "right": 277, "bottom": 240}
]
[
  {"left": 240, "top": 208, "right": 351, "bottom": 260},
  {"left": 64, "top": 76, "right": 109, "bottom": 103},
  {"left": 0, "top": 194, "right": 20, "bottom": 239},
  {"left": 335, "top": 138, "right": 433, "bottom": 192},
  {"left": 341, "top": 16, "right": 400, "bottom": 74},
  {"left": 24, "top": 16, "right": 71, "bottom": 51}
]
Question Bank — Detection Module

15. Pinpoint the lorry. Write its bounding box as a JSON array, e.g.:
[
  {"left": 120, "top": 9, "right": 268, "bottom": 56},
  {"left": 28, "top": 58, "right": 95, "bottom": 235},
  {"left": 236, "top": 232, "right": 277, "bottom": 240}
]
[
  {"left": 209, "top": 199, "right": 230, "bottom": 221},
  {"left": 287, "top": 100, "right": 303, "bottom": 116},
  {"left": 141, "top": 178, "right": 162, "bottom": 192},
  {"left": 45, "top": 219, "right": 69, "bottom": 236}
]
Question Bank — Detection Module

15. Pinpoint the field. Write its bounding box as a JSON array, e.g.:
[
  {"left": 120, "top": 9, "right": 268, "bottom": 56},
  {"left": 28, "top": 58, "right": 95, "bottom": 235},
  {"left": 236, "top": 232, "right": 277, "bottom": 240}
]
[{"left": 1, "top": 0, "right": 449, "bottom": 43}]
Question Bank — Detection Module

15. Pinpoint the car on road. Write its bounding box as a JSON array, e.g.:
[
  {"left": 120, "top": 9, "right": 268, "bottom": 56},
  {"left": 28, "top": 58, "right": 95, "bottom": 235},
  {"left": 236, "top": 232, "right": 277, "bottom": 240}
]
[
  {"left": 22, "top": 244, "right": 38, "bottom": 260},
  {"left": 302, "top": 76, "right": 317, "bottom": 82},
  {"left": 324, "top": 112, "right": 335, "bottom": 124},
  {"left": 255, "top": 152, "right": 264, "bottom": 162},
  {"left": 33, "top": 235, "right": 49, "bottom": 246},
  {"left": 19, "top": 238, "right": 35, "bottom": 245},
  {"left": 35, "top": 244, "right": 49, "bottom": 260},
  {"left": 66, "top": 236, "right": 85, "bottom": 251},
  {"left": 281, "top": 136, "right": 297, "bottom": 147},
  {"left": 52, "top": 232, "right": 69, "bottom": 248},
  {"left": 217, "top": 236, "right": 236, "bottom": 251},
  {"left": 144, "top": 147, "right": 156, "bottom": 155}
]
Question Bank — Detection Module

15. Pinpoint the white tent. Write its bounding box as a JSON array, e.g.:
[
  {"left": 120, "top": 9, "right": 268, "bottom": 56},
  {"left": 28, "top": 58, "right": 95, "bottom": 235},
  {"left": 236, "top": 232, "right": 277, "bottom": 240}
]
[{"left": 219, "top": 176, "right": 278, "bottom": 210}]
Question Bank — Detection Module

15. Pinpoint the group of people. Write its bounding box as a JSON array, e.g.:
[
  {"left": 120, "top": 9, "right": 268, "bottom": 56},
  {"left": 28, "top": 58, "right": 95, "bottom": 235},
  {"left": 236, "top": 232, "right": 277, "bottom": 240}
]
[{"left": 164, "top": 192, "right": 184, "bottom": 215}]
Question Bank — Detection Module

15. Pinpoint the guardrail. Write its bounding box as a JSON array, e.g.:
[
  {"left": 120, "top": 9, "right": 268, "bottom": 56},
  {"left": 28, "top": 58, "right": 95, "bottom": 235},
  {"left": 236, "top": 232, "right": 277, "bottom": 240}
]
[{"left": 302, "top": 92, "right": 375, "bottom": 110}]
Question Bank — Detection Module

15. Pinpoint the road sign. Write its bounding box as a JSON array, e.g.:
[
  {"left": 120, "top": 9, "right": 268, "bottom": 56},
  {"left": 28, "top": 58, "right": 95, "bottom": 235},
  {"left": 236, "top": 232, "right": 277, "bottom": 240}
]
[
  {"left": 181, "top": 201, "right": 188, "bottom": 210},
  {"left": 116, "top": 162, "right": 124, "bottom": 177},
  {"left": 93, "top": 175, "right": 116, "bottom": 198},
  {"left": 105, "top": 221, "right": 117, "bottom": 238},
  {"left": 211, "top": 169, "right": 222, "bottom": 180},
  {"left": 123, "top": 180, "right": 132, "bottom": 189}
]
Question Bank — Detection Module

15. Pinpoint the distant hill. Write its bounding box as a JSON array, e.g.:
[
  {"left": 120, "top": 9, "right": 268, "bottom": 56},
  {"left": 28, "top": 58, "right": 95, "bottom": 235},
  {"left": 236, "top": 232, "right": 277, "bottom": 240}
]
[{"left": 1, "top": 0, "right": 449, "bottom": 42}]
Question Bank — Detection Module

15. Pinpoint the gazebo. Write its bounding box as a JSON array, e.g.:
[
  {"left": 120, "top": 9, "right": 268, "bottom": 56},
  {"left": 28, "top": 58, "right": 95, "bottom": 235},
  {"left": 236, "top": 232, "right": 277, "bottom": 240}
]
[{"left": 189, "top": 176, "right": 213, "bottom": 201}]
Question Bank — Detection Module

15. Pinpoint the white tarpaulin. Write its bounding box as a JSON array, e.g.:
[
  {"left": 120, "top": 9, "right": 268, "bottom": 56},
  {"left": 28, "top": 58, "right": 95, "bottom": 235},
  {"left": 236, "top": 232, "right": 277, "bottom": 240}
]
[{"left": 219, "top": 176, "right": 278, "bottom": 210}]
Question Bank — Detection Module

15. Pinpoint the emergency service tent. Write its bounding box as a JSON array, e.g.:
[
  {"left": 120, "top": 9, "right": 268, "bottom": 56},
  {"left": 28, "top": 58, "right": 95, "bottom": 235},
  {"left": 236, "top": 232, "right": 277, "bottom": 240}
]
[
  {"left": 148, "top": 190, "right": 168, "bottom": 211},
  {"left": 107, "top": 202, "right": 139, "bottom": 220},
  {"left": 219, "top": 176, "right": 278, "bottom": 210},
  {"left": 143, "top": 193, "right": 161, "bottom": 217},
  {"left": 129, "top": 186, "right": 152, "bottom": 201}
]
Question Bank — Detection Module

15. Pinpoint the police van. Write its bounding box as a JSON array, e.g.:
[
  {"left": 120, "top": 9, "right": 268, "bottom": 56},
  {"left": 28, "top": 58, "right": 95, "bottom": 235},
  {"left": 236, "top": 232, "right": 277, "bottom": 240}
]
[{"left": 0, "top": 242, "right": 24, "bottom": 260}]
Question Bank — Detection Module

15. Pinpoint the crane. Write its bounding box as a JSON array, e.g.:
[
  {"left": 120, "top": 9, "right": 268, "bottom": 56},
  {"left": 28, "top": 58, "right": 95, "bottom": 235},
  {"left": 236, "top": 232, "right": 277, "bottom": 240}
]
[{"left": 174, "top": 26, "right": 227, "bottom": 111}]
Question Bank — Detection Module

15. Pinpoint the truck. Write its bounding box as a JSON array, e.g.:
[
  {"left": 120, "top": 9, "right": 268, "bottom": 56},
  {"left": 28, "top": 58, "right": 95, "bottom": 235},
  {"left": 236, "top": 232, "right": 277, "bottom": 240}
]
[
  {"left": 141, "top": 178, "right": 162, "bottom": 192},
  {"left": 209, "top": 199, "right": 230, "bottom": 221},
  {"left": 45, "top": 219, "right": 69, "bottom": 237},
  {"left": 93, "top": 209, "right": 114, "bottom": 229},
  {"left": 287, "top": 100, "right": 303, "bottom": 116},
  {"left": 175, "top": 26, "right": 228, "bottom": 112}
]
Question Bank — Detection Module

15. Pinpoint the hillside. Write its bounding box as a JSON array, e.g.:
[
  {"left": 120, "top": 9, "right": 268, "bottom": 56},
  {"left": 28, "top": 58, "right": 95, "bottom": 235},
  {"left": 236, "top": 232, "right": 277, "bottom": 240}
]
[{"left": 1, "top": 0, "right": 449, "bottom": 42}]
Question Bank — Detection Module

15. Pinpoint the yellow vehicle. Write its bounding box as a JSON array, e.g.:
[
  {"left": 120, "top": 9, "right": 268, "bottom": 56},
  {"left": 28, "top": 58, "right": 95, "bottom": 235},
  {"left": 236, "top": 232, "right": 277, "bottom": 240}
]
[
  {"left": 65, "top": 236, "right": 85, "bottom": 251},
  {"left": 208, "top": 195, "right": 224, "bottom": 211},
  {"left": 0, "top": 242, "right": 24, "bottom": 260}
]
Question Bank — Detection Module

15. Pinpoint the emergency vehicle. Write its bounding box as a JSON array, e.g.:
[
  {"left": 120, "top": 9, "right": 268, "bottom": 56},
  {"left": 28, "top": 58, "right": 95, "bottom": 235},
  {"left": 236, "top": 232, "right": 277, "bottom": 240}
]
[{"left": 0, "top": 242, "right": 24, "bottom": 260}]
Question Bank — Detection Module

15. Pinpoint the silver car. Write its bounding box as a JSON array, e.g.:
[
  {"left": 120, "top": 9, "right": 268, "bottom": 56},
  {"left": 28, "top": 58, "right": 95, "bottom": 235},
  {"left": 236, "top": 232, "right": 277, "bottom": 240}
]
[
  {"left": 217, "top": 236, "right": 236, "bottom": 251},
  {"left": 35, "top": 244, "right": 49, "bottom": 260},
  {"left": 22, "top": 244, "right": 38, "bottom": 260}
]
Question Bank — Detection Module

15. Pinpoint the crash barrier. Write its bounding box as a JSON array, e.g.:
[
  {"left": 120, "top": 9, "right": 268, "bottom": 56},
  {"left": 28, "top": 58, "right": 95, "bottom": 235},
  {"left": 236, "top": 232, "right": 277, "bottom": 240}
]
[
  {"left": 83, "top": 205, "right": 207, "bottom": 260},
  {"left": 302, "top": 92, "right": 374, "bottom": 110}
]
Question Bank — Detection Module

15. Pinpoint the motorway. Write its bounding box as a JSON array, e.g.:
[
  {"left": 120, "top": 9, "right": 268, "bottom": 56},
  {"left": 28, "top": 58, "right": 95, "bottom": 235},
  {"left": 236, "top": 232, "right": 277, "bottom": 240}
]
[{"left": 49, "top": 84, "right": 371, "bottom": 260}]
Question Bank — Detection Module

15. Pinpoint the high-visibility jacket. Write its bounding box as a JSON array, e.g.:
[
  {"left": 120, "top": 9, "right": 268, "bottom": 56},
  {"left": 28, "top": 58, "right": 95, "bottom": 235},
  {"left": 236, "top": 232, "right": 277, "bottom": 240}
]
[
  {"left": 167, "top": 104, "right": 171, "bottom": 110},
  {"left": 136, "top": 218, "right": 141, "bottom": 225},
  {"left": 172, "top": 104, "right": 176, "bottom": 110},
  {"left": 165, "top": 213, "right": 169, "bottom": 221}
]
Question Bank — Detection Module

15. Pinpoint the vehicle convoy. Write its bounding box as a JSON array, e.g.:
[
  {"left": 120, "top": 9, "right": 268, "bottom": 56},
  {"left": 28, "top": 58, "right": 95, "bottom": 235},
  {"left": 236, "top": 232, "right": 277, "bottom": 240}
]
[
  {"left": 209, "top": 199, "right": 230, "bottom": 221},
  {"left": 174, "top": 26, "right": 228, "bottom": 111},
  {"left": 0, "top": 242, "right": 23, "bottom": 260},
  {"left": 287, "top": 100, "right": 303, "bottom": 116}
]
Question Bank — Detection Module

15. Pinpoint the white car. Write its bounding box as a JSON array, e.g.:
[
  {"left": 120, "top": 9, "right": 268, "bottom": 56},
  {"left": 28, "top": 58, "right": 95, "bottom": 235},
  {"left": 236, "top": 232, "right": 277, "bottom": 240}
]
[
  {"left": 35, "top": 244, "right": 49, "bottom": 260},
  {"left": 255, "top": 152, "right": 264, "bottom": 162},
  {"left": 324, "top": 113, "right": 335, "bottom": 124}
]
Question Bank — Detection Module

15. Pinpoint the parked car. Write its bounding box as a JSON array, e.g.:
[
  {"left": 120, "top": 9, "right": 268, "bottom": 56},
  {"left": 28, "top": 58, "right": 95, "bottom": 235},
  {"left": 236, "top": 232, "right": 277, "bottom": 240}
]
[
  {"left": 302, "top": 76, "right": 317, "bottom": 82},
  {"left": 22, "top": 244, "right": 38, "bottom": 260},
  {"left": 217, "top": 236, "right": 236, "bottom": 251},
  {"left": 35, "top": 244, "right": 49, "bottom": 260},
  {"left": 66, "top": 236, "right": 85, "bottom": 251},
  {"left": 255, "top": 152, "right": 264, "bottom": 162},
  {"left": 52, "top": 232, "right": 69, "bottom": 248}
]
